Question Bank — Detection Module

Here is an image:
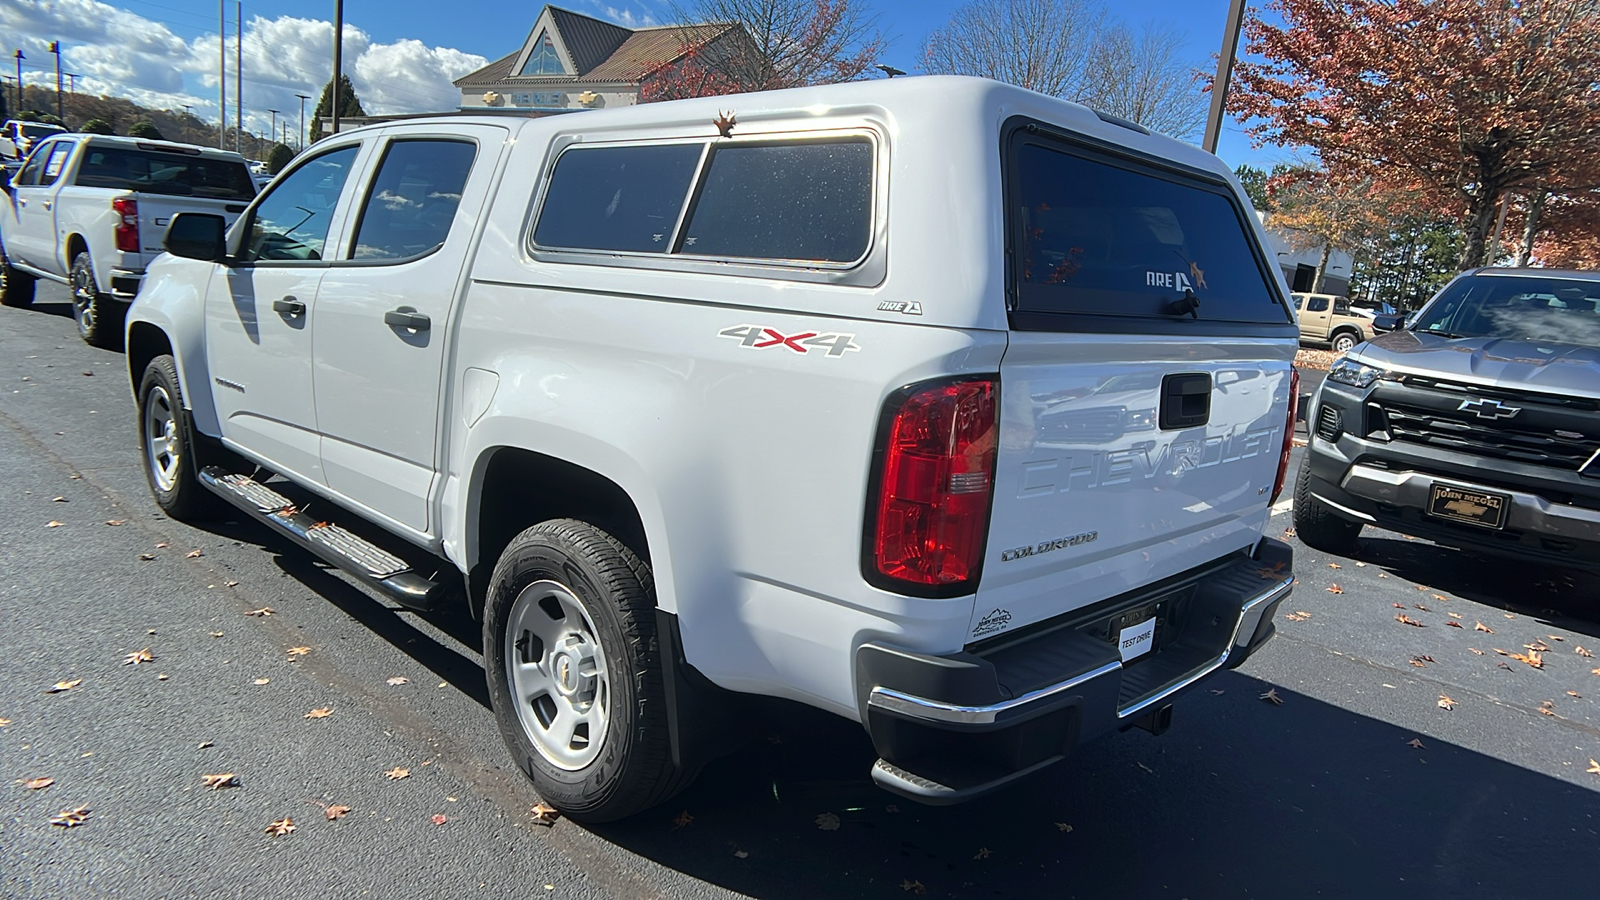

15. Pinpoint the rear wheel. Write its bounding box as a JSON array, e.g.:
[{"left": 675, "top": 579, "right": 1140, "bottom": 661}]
[
  {"left": 0, "top": 242, "right": 35, "bottom": 308},
  {"left": 1330, "top": 330, "right": 1359, "bottom": 353},
  {"left": 1291, "top": 455, "right": 1362, "bottom": 556},
  {"left": 484, "top": 520, "right": 693, "bottom": 822},
  {"left": 70, "top": 250, "right": 121, "bottom": 348}
]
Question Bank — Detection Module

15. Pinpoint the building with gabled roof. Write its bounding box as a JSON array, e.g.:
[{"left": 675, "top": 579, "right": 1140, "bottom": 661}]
[{"left": 452, "top": 5, "right": 741, "bottom": 113}]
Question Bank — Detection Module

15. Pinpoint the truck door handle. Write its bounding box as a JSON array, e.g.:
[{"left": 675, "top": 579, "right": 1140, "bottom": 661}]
[
  {"left": 272, "top": 297, "right": 305, "bottom": 317},
  {"left": 384, "top": 308, "right": 430, "bottom": 331},
  {"left": 41, "top": 199, "right": 51, "bottom": 211}
]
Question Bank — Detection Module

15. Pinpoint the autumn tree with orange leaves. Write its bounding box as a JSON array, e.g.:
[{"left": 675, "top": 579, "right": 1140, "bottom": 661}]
[{"left": 1230, "top": 0, "right": 1600, "bottom": 271}]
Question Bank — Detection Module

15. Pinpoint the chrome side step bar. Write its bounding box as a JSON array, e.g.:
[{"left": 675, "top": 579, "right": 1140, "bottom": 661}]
[{"left": 198, "top": 467, "right": 442, "bottom": 612}]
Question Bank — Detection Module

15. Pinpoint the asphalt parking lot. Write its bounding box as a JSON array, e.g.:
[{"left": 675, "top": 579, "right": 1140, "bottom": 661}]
[{"left": 3, "top": 283, "right": 1598, "bottom": 899}]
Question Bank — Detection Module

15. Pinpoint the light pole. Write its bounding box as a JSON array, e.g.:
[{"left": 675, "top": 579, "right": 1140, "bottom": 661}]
[
  {"left": 1202, "top": 0, "right": 1249, "bottom": 155},
  {"left": 49, "top": 41, "right": 62, "bottom": 125},
  {"left": 295, "top": 93, "right": 309, "bottom": 149},
  {"left": 267, "top": 108, "right": 278, "bottom": 148},
  {"left": 218, "top": 0, "right": 227, "bottom": 148},
  {"left": 330, "top": 0, "right": 344, "bottom": 137},
  {"left": 12, "top": 50, "right": 23, "bottom": 116}
]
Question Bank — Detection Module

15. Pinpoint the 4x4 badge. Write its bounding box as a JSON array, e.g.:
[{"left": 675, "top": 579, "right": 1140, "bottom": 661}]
[{"left": 1458, "top": 398, "right": 1521, "bottom": 420}]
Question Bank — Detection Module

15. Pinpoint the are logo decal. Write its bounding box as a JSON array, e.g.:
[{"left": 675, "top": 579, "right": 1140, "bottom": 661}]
[{"left": 718, "top": 325, "right": 860, "bottom": 357}]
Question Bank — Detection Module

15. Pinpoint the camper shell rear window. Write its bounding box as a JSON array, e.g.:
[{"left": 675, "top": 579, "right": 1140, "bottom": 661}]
[{"left": 1005, "top": 120, "right": 1293, "bottom": 334}]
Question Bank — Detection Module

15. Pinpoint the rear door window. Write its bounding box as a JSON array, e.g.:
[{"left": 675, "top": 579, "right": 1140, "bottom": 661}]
[
  {"left": 348, "top": 139, "right": 478, "bottom": 261},
  {"left": 679, "top": 140, "right": 871, "bottom": 263},
  {"left": 532, "top": 143, "right": 703, "bottom": 253},
  {"left": 1008, "top": 132, "right": 1288, "bottom": 326}
]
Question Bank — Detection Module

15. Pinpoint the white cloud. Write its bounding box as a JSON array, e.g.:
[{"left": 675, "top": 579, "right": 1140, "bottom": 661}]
[{"left": 0, "top": 1, "right": 486, "bottom": 141}]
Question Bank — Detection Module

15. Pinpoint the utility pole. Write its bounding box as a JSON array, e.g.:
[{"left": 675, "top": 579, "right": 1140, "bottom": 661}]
[
  {"left": 218, "top": 0, "right": 227, "bottom": 148},
  {"left": 49, "top": 41, "right": 62, "bottom": 124},
  {"left": 331, "top": 0, "right": 344, "bottom": 137},
  {"left": 296, "top": 93, "right": 309, "bottom": 149},
  {"left": 235, "top": 1, "right": 242, "bottom": 152},
  {"left": 12, "top": 50, "right": 23, "bottom": 116},
  {"left": 267, "top": 108, "right": 278, "bottom": 147},
  {"left": 1203, "top": 0, "right": 1248, "bottom": 155}
]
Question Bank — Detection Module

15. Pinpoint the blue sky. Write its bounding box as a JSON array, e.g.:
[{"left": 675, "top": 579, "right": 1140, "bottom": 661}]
[{"left": 1, "top": 0, "right": 1293, "bottom": 167}]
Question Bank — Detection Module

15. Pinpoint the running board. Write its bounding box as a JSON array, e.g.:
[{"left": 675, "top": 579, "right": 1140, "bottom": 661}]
[{"left": 198, "top": 467, "right": 442, "bottom": 612}]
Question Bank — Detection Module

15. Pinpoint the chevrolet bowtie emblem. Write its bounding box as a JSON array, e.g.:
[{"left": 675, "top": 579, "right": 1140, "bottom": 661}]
[{"left": 1458, "top": 398, "right": 1521, "bottom": 420}]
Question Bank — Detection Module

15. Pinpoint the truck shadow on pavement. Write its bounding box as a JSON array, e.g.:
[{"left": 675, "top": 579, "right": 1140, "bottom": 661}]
[
  {"left": 593, "top": 673, "right": 1599, "bottom": 900},
  {"left": 1354, "top": 535, "right": 1600, "bottom": 640}
]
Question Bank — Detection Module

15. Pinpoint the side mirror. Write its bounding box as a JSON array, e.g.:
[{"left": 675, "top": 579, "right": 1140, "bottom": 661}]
[
  {"left": 164, "top": 212, "right": 227, "bottom": 262},
  {"left": 1371, "top": 313, "right": 1402, "bottom": 333}
]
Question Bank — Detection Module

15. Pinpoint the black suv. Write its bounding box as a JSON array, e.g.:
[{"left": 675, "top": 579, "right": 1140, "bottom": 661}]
[{"left": 1294, "top": 268, "right": 1600, "bottom": 570}]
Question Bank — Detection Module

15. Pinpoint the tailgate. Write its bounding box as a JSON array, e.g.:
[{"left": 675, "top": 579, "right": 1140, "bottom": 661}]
[
  {"left": 135, "top": 194, "right": 251, "bottom": 259},
  {"left": 970, "top": 119, "right": 1298, "bottom": 640}
]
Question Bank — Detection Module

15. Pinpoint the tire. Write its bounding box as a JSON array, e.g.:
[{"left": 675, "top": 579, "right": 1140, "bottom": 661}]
[
  {"left": 484, "top": 519, "right": 693, "bottom": 823},
  {"left": 1330, "top": 331, "right": 1359, "bottom": 353},
  {"left": 137, "top": 355, "right": 222, "bottom": 522},
  {"left": 1291, "top": 455, "right": 1362, "bottom": 556},
  {"left": 71, "top": 250, "right": 121, "bottom": 349},
  {"left": 0, "top": 241, "right": 35, "bottom": 308}
]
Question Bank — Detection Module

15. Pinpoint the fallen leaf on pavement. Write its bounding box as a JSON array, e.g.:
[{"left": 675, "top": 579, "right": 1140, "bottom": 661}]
[
  {"left": 1438, "top": 695, "right": 1457, "bottom": 710},
  {"left": 1526, "top": 640, "right": 1551, "bottom": 652},
  {"left": 304, "top": 707, "right": 332, "bottom": 719},
  {"left": 734, "top": 850, "right": 749, "bottom": 859},
  {"left": 224, "top": 580, "right": 239, "bottom": 587},
  {"left": 1578, "top": 647, "right": 1594, "bottom": 658},
  {"left": 1326, "top": 584, "right": 1344, "bottom": 594},
  {"left": 1413, "top": 603, "right": 1430, "bottom": 611},
  {"left": 201, "top": 773, "right": 238, "bottom": 790},
  {"left": 1328, "top": 563, "right": 1340, "bottom": 569},
  {"left": 287, "top": 647, "right": 311, "bottom": 657},
  {"left": 1445, "top": 621, "right": 1463, "bottom": 628},
  {"left": 244, "top": 607, "right": 274, "bottom": 617},
  {"left": 45, "top": 521, "right": 63, "bottom": 528},
  {"left": 186, "top": 549, "right": 203, "bottom": 558},
  {"left": 1209, "top": 689, "right": 1225, "bottom": 695},
  {"left": 123, "top": 648, "right": 153, "bottom": 666},
  {"left": 50, "top": 805, "right": 90, "bottom": 828},
  {"left": 25, "top": 776, "right": 54, "bottom": 790},
  {"left": 1395, "top": 614, "right": 1426, "bottom": 627},
  {"left": 1568, "top": 691, "right": 1582, "bottom": 698},
  {"left": 1469, "top": 648, "right": 1485, "bottom": 655},
  {"left": 974, "top": 847, "right": 992, "bottom": 859},
  {"left": 1475, "top": 622, "right": 1494, "bottom": 633},
  {"left": 1056, "top": 823, "right": 1074, "bottom": 832},
  {"left": 105, "top": 519, "right": 125, "bottom": 526},
  {"left": 672, "top": 809, "right": 693, "bottom": 829},
  {"left": 155, "top": 542, "right": 169, "bottom": 549},
  {"left": 386, "top": 676, "right": 409, "bottom": 686},
  {"left": 138, "top": 553, "right": 156, "bottom": 561},
  {"left": 253, "top": 678, "right": 269, "bottom": 685},
  {"left": 1587, "top": 760, "right": 1600, "bottom": 776},
  {"left": 1392, "top": 603, "right": 1406, "bottom": 609},
  {"left": 209, "top": 631, "right": 224, "bottom": 638},
  {"left": 816, "top": 812, "right": 841, "bottom": 831},
  {"left": 531, "top": 802, "right": 560, "bottom": 826},
  {"left": 1284, "top": 611, "right": 1311, "bottom": 621},
  {"left": 1433, "top": 594, "right": 1447, "bottom": 601},
  {"left": 901, "top": 881, "right": 926, "bottom": 894},
  {"left": 1538, "top": 701, "right": 1556, "bottom": 717},
  {"left": 431, "top": 814, "right": 448, "bottom": 825},
  {"left": 263, "top": 818, "right": 295, "bottom": 837},
  {"left": 197, "top": 741, "right": 213, "bottom": 749},
  {"left": 1407, "top": 738, "right": 1425, "bottom": 749},
  {"left": 385, "top": 767, "right": 410, "bottom": 780},
  {"left": 1509, "top": 650, "right": 1544, "bottom": 669},
  {"left": 1260, "top": 688, "right": 1284, "bottom": 705},
  {"left": 45, "top": 679, "right": 82, "bottom": 693},
  {"left": 320, "top": 803, "right": 351, "bottom": 820}
]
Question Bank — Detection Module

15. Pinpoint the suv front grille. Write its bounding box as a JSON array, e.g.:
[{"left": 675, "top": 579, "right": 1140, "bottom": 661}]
[{"left": 1379, "top": 402, "right": 1600, "bottom": 469}]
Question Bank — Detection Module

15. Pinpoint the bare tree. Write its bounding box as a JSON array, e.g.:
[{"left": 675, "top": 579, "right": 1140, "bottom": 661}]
[
  {"left": 666, "top": 0, "right": 886, "bottom": 94},
  {"left": 920, "top": 0, "right": 1104, "bottom": 98},
  {"left": 921, "top": 0, "right": 1207, "bottom": 140},
  {"left": 1080, "top": 22, "right": 1205, "bottom": 139}
]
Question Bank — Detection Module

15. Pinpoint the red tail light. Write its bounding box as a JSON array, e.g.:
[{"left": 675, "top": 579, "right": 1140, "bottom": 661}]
[
  {"left": 112, "top": 197, "right": 139, "bottom": 253},
  {"left": 867, "top": 378, "right": 998, "bottom": 591},
  {"left": 1270, "top": 367, "right": 1300, "bottom": 504}
]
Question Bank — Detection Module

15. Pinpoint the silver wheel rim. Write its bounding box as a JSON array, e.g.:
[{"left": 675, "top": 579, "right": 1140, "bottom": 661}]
[
  {"left": 504, "top": 579, "right": 611, "bottom": 771},
  {"left": 1334, "top": 335, "right": 1354, "bottom": 352},
  {"left": 144, "top": 385, "right": 180, "bottom": 492},
  {"left": 72, "top": 262, "right": 95, "bottom": 333}
]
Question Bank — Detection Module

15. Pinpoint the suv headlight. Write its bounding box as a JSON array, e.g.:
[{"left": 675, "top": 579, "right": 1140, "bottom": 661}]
[{"left": 1327, "top": 357, "right": 1389, "bottom": 388}]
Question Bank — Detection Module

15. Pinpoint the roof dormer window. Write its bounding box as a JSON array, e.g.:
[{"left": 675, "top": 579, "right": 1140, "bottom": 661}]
[{"left": 519, "top": 31, "right": 565, "bottom": 76}]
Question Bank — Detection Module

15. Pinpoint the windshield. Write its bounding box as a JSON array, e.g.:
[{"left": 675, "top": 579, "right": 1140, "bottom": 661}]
[
  {"left": 21, "top": 124, "right": 63, "bottom": 139},
  {"left": 74, "top": 146, "right": 256, "bottom": 200},
  {"left": 1413, "top": 274, "right": 1600, "bottom": 347}
]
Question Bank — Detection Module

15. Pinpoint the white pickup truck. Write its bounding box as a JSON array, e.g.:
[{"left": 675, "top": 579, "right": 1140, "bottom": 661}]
[
  {"left": 124, "top": 76, "right": 1299, "bottom": 822},
  {"left": 0, "top": 134, "right": 256, "bottom": 346}
]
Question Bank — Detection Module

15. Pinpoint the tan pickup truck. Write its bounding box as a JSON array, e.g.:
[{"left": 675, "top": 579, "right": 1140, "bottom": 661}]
[{"left": 1291, "top": 292, "right": 1372, "bottom": 353}]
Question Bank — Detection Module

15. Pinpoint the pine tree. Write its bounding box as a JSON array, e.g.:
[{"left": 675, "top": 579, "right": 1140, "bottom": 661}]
[{"left": 309, "top": 74, "right": 367, "bottom": 142}]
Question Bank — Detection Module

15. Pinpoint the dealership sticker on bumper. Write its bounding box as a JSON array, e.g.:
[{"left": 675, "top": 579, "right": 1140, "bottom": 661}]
[{"left": 1119, "top": 618, "right": 1157, "bottom": 662}]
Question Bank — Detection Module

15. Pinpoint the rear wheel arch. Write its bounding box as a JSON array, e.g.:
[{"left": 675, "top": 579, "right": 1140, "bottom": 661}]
[
  {"left": 63, "top": 234, "right": 88, "bottom": 273},
  {"left": 467, "top": 446, "right": 653, "bottom": 620}
]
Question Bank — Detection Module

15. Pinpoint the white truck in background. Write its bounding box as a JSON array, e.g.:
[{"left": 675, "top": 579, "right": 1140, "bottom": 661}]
[{"left": 0, "top": 134, "right": 255, "bottom": 346}]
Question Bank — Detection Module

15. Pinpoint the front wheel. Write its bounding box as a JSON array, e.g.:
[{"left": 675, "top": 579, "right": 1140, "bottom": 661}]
[
  {"left": 70, "top": 251, "right": 121, "bottom": 348},
  {"left": 1330, "top": 331, "right": 1359, "bottom": 354},
  {"left": 138, "top": 355, "right": 221, "bottom": 521},
  {"left": 484, "top": 520, "right": 693, "bottom": 822},
  {"left": 1291, "top": 455, "right": 1362, "bottom": 556}
]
